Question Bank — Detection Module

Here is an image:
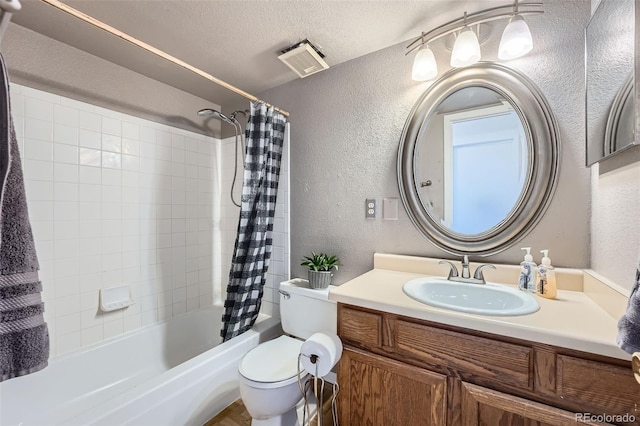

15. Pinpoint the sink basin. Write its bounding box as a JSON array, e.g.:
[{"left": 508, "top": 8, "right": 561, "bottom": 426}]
[{"left": 403, "top": 277, "right": 539, "bottom": 316}]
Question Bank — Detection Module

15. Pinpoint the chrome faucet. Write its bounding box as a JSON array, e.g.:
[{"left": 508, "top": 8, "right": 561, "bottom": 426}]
[
  {"left": 460, "top": 255, "right": 471, "bottom": 279},
  {"left": 439, "top": 255, "right": 495, "bottom": 285}
]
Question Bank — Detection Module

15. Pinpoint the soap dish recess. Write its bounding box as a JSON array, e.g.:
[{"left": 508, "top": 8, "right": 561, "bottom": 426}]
[{"left": 100, "top": 285, "right": 134, "bottom": 312}]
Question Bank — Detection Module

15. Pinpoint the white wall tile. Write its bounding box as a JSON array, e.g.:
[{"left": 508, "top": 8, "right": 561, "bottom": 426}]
[
  {"left": 56, "top": 312, "right": 82, "bottom": 334},
  {"left": 140, "top": 126, "right": 155, "bottom": 143},
  {"left": 54, "top": 124, "right": 79, "bottom": 146},
  {"left": 26, "top": 180, "right": 54, "bottom": 201},
  {"left": 79, "top": 184, "right": 101, "bottom": 203},
  {"left": 54, "top": 163, "right": 78, "bottom": 183},
  {"left": 29, "top": 201, "right": 54, "bottom": 221},
  {"left": 54, "top": 220, "right": 79, "bottom": 240},
  {"left": 102, "top": 169, "right": 121, "bottom": 186},
  {"left": 55, "top": 239, "right": 79, "bottom": 259},
  {"left": 79, "top": 166, "right": 101, "bottom": 185},
  {"left": 81, "top": 325, "right": 103, "bottom": 347},
  {"left": 102, "top": 134, "right": 121, "bottom": 153},
  {"left": 122, "top": 138, "right": 139, "bottom": 156},
  {"left": 54, "top": 201, "right": 79, "bottom": 221},
  {"left": 17, "top": 83, "right": 228, "bottom": 359},
  {"left": 122, "top": 122, "right": 139, "bottom": 140},
  {"left": 56, "top": 331, "right": 81, "bottom": 355},
  {"left": 22, "top": 86, "right": 60, "bottom": 103},
  {"left": 102, "top": 117, "right": 121, "bottom": 136},
  {"left": 79, "top": 111, "right": 101, "bottom": 132},
  {"left": 24, "top": 138, "right": 53, "bottom": 162},
  {"left": 79, "top": 129, "right": 101, "bottom": 150},
  {"left": 54, "top": 105, "right": 80, "bottom": 128},
  {"left": 54, "top": 144, "right": 78, "bottom": 164},
  {"left": 79, "top": 202, "right": 101, "bottom": 220},
  {"left": 26, "top": 97, "right": 54, "bottom": 121}
]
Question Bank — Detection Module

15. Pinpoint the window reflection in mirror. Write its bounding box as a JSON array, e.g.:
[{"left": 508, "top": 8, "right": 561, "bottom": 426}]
[{"left": 415, "top": 87, "right": 528, "bottom": 235}]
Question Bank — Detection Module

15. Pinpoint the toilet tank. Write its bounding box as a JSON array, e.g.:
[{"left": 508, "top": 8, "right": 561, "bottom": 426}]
[{"left": 279, "top": 279, "right": 337, "bottom": 339}]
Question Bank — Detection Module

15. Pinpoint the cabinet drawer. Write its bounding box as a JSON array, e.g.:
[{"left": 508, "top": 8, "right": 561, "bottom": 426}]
[
  {"left": 338, "top": 306, "right": 382, "bottom": 349},
  {"left": 557, "top": 355, "right": 640, "bottom": 418},
  {"left": 394, "top": 320, "right": 533, "bottom": 390}
]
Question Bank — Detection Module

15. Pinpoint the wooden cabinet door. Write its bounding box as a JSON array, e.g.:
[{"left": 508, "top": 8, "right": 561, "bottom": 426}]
[
  {"left": 460, "top": 381, "right": 615, "bottom": 426},
  {"left": 338, "top": 348, "right": 447, "bottom": 426}
]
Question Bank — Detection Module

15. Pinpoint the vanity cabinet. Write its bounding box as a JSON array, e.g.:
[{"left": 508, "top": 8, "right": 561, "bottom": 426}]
[{"left": 337, "top": 303, "right": 640, "bottom": 426}]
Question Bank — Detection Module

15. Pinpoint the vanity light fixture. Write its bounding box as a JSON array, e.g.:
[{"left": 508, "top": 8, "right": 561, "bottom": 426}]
[
  {"left": 407, "top": 0, "right": 543, "bottom": 81},
  {"left": 450, "top": 16, "right": 482, "bottom": 68},
  {"left": 411, "top": 41, "right": 438, "bottom": 81},
  {"left": 499, "top": 1, "right": 534, "bottom": 59}
]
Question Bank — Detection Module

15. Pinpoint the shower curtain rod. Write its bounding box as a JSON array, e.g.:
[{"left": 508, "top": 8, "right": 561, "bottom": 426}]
[{"left": 39, "top": 0, "right": 290, "bottom": 117}]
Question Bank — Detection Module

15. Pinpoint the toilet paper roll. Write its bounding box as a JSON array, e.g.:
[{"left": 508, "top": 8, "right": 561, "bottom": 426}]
[
  {"left": 632, "top": 352, "right": 640, "bottom": 384},
  {"left": 300, "top": 332, "right": 343, "bottom": 378}
]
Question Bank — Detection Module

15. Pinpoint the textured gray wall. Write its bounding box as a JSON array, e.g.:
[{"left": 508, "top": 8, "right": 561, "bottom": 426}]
[{"left": 259, "top": 0, "right": 592, "bottom": 284}]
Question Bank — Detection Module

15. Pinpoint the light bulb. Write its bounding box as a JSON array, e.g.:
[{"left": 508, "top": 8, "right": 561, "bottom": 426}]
[
  {"left": 411, "top": 45, "right": 438, "bottom": 81},
  {"left": 450, "top": 26, "right": 481, "bottom": 67},
  {"left": 499, "top": 15, "right": 533, "bottom": 60}
]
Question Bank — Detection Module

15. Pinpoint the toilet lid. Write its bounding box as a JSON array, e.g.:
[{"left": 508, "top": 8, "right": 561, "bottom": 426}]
[{"left": 239, "top": 335, "right": 304, "bottom": 383}]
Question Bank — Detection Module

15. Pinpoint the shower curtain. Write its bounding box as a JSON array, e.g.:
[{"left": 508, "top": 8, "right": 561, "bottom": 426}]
[{"left": 221, "top": 102, "right": 286, "bottom": 342}]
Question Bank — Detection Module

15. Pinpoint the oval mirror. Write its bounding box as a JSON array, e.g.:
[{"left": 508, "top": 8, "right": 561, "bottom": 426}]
[{"left": 398, "top": 63, "right": 559, "bottom": 256}]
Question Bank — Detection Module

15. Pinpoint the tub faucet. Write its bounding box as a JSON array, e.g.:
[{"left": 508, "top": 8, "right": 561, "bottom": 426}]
[{"left": 439, "top": 255, "right": 495, "bottom": 285}]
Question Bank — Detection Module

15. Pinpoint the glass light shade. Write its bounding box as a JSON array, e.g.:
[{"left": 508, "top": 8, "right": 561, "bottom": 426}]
[
  {"left": 499, "top": 15, "right": 533, "bottom": 60},
  {"left": 412, "top": 46, "right": 438, "bottom": 81},
  {"left": 450, "top": 26, "right": 481, "bottom": 67}
]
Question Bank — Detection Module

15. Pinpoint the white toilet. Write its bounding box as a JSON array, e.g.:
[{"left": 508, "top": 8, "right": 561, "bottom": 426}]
[{"left": 238, "top": 279, "right": 337, "bottom": 426}]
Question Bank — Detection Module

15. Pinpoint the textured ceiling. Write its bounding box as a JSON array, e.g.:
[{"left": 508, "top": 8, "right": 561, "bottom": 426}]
[{"left": 12, "top": 0, "right": 507, "bottom": 108}]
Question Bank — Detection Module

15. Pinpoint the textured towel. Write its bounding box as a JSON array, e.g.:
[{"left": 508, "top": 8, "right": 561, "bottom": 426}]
[
  {"left": 617, "top": 262, "right": 640, "bottom": 354},
  {"left": 0, "top": 53, "right": 49, "bottom": 382}
]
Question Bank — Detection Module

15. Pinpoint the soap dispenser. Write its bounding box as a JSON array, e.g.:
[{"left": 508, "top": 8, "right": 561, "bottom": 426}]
[
  {"left": 536, "top": 250, "right": 557, "bottom": 299},
  {"left": 519, "top": 247, "right": 536, "bottom": 293}
]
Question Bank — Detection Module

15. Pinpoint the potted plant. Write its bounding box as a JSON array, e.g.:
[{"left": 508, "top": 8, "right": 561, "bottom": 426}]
[{"left": 300, "top": 252, "right": 341, "bottom": 289}]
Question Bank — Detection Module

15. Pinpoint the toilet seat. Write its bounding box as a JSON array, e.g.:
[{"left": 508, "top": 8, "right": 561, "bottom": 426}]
[{"left": 239, "top": 335, "right": 307, "bottom": 389}]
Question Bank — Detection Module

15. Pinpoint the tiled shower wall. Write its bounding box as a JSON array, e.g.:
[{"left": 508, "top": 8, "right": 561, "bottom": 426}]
[
  {"left": 219, "top": 126, "right": 291, "bottom": 319},
  {"left": 11, "top": 83, "right": 220, "bottom": 357},
  {"left": 12, "top": 83, "right": 291, "bottom": 357}
]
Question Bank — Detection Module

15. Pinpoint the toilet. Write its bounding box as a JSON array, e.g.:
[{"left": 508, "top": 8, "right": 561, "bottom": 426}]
[{"left": 238, "top": 279, "right": 337, "bottom": 426}]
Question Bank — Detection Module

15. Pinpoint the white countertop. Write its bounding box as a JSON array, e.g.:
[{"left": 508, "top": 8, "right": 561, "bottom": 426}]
[{"left": 329, "top": 268, "right": 631, "bottom": 361}]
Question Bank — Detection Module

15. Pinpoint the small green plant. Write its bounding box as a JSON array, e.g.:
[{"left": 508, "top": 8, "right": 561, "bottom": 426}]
[{"left": 300, "top": 252, "right": 341, "bottom": 272}]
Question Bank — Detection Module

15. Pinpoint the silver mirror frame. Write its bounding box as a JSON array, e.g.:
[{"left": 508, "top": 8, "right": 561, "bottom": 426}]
[{"left": 398, "top": 63, "right": 560, "bottom": 256}]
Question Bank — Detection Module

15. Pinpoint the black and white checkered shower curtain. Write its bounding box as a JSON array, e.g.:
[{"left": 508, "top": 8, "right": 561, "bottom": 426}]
[{"left": 221, "top": 102, "right": 286, "bottom": 342}]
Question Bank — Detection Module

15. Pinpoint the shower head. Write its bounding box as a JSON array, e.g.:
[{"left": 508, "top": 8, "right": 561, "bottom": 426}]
[
  {"left": 229, "top": 109, "right": 250, "bottom": 121},
  {"left": 197, "top": 108, "right": 235, "bottom": 124}
]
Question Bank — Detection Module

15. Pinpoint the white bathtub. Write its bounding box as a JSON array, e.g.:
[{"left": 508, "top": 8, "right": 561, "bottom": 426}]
[{"left": 0, "top": 306, "right": 282, "bottom": 426}]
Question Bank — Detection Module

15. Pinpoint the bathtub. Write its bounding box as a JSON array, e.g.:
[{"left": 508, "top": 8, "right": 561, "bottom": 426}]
[{"left": 0, "top": 306, "right": 282, "bottom": 426}]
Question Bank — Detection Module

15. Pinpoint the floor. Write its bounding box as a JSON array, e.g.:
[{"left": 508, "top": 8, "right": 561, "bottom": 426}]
[
  {"left": 204, "top": 387, "right": 336, "bottom": 426},
  {"left": 203, "top": 400, "right": 251, "bottom": 426}
]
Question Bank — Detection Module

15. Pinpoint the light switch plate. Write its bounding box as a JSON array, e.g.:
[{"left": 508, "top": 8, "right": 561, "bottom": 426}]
[{"left": 383, "top": 198, "right": 399, "bottom": 220}]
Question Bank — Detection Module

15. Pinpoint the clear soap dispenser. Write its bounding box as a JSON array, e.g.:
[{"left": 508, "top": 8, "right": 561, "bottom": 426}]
[
  {"left": 536, "top": 250, "right": 557, "bottom": 299},
  {"left": 519, "top": 247, "right": 536, "bottom": 293}
]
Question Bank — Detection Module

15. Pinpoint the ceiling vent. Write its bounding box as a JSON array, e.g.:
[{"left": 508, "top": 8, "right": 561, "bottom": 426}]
[{"left": 278, "top": 39, "right": 329, "bottom": 79}]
